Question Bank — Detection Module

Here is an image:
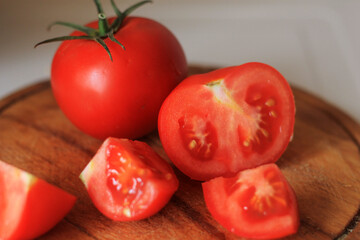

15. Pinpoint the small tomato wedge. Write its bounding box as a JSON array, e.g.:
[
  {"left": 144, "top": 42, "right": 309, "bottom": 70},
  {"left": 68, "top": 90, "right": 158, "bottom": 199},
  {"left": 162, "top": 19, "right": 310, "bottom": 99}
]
[
  {"left": 202, "top": 163, "right": 299, "bottom": 239},
  {"left": 0, "top": 160, "right": 76, "bottom": 240},
  {"left": 80, "top": 137, "right": 179, "bottom": 221},
  {"left": 158, "top": 62, "right": 295, "bottom": 180}
]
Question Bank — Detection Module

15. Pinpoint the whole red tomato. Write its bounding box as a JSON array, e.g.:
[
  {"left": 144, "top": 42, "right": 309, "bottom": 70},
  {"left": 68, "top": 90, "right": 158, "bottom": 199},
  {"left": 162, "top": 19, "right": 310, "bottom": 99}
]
[{"left": 51, "top": 16, "right": 187, "bottom": 139}]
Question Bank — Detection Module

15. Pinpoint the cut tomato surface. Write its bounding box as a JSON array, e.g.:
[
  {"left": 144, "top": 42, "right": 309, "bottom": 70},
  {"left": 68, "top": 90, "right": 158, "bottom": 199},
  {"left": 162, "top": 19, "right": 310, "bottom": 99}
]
[
  {"left": 0, "top": 160, "right": 76, "bottom": 240},
  {"left": 80, "top": 138, "right": 179, "bottom": 221},
  {"left": 202, "top": 163, "right": 299, "bottom": 239},
  {"left": 158, "top": 62, "right": 295, "bottom": 180}
]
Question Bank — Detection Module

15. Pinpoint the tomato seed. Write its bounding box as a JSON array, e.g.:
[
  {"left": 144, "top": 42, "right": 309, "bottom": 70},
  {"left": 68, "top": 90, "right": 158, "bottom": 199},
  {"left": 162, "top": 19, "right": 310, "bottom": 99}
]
[
  {"left": 265, "top": 99, "right": 275, "bottom": 107},
  {"left": 269, "top": 110, "right": 277, "bottom": 117},
  {"left": 188, "top": 139, "right": 197, "bottom": 149},
  {"left": 165, "top": 173, "right": 173, "bottom": 180},
  {"left": 122, "top": 188, "right": 129, "bottom": 194},
  {"left": 138, "top": 168, "right": 146, "bottom": 176},
  {"left": 243, "top": 140, "right": 250, "bottom": 147},
  {"left": 253, "top": 94, "right": 262, "bottom": 101},
  {"left": 260, "top": 129, "right": 269, "bottom": 138},
  {"left": 123, "top": 207, "right": 131, "bottom": 217}
]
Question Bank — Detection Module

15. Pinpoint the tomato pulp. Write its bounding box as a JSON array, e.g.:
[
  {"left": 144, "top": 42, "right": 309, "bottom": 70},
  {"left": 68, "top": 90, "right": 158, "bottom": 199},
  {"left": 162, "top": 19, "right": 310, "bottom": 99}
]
[
  {"left": 0, "top": 160, "right": 76, "bottom": 240},
  {"left": 202, "top": 163, "right": 299, "bottom": 239},
  {"left": 51, "top": 17, "right": 187, "bottom": 140},
  {"left": 80, "top": 138, "right": 179, "bottom": 221},
  {"left": 158, "top": 62, "right": 295, "bottom": 180}
]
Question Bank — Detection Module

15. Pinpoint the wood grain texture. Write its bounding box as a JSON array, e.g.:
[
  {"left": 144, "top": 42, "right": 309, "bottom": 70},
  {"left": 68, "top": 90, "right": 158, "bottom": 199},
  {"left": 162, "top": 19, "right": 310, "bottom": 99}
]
[{"left": 0, "top": 66, "right": 359, "bottom": 240}]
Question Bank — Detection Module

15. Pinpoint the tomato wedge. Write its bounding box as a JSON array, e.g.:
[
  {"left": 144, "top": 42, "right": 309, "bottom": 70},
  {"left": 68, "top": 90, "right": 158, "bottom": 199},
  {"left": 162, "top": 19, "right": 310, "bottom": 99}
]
[
  {"left": 80, "top": 138, "right": 179, "bottom": 221},
  {"left": 202, "top": 163, "right": 299, "bottom": 239},
  {"left": 0, "top": 160, "right": 76, "bottom": 240},
  {"left": 158, "top": 62, "right": 295, "bottom": 180}
]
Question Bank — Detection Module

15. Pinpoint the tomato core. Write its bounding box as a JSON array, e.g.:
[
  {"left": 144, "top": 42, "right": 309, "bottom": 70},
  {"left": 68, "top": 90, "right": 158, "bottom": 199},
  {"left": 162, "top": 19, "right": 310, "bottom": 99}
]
[
  {"left": 106, "top": 143, "right": 148, "bottom": 210},
  {"left": 225, "top": 168, "right": 290, "bottom": 223},
  {"left": 178, "top": 114, "right": 218, "bottom": 160},
  {"left": 202, "top": 163, "right": 299, "bottom": 239},
  {"left": 81, "top": 138, "right": 179, "bottom": 221},
  {"left": 239, "top": 83, "right": 283, "bottom": 156},
  {"left": 104, "top": 139, "right": 177, "bottom": 218}
]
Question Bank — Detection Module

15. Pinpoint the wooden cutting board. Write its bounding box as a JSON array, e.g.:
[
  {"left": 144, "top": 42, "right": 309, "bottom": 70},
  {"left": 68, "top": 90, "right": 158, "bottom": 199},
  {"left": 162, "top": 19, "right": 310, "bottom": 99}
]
[{"left": 0, "top": 66, "right": 360, "bottom": 240}]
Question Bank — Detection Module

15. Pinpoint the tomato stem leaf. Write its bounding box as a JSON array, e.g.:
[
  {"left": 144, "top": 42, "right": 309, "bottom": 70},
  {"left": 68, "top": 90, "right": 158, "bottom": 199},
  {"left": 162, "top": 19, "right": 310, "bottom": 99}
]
[
  {"left": 110, "top": 0, "right": 123, "bottom": 17},
  {"left": 109, "top": 0, "right": 123, "bottom": 32},
  {"left": 48, "top": 21, "right": 98, "bottom": 36},
  {"left": 95, "top": 37, "right": 113, "bottom": 62},
  {"left": 108, "top": 30, "right": 125, "bottom": 50},
  {"left": 35, "top": 0, "right": 151, "bottom": 61},
  {"left": 123, "top": 0, "right": 152, "bottom": 17},
  {"left": 34, "top": 35, "right": 94, "bottom": 48},
  {"left": 110, "top": 0, "right": 152, "bottom": 32},
  {"left": 93, "top": 0, "right": 105, "bottom": 15}
]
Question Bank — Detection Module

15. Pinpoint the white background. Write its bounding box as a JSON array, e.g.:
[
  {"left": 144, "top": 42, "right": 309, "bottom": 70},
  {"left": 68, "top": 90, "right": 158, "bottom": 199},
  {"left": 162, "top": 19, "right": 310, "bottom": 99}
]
[{"left": 1, "top": 0, "right": 359, "bottom": 123}]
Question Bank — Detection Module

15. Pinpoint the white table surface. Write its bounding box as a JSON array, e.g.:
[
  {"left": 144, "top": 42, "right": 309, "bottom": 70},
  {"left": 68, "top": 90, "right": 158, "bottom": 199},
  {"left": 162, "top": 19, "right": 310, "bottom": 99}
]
[{"left": 1, "top": 0, "right": 359, "bottom": 123}]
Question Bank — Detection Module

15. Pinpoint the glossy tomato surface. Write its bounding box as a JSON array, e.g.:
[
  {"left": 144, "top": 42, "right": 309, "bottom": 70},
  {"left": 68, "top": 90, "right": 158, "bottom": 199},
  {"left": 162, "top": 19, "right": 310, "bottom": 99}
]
[
  {"left": 202, "top": 163, "right": 299, "bottom": 239},
  {"left": 52, "top": 17, "right": 187, "bottom": 140},
  {"left": 158, "top": 62, "right": 295, "bottom": 181},
  {"left": 0, "top": 160, "right": 76, "bottom": 240},
  {"left": 80, "top": 137, "right": 179, "bottom": 221}
]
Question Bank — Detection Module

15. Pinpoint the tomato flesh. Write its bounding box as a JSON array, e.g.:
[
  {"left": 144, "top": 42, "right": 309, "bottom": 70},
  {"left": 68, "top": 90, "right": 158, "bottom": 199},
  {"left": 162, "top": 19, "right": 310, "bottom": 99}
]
[
  {"left": 0, "top": 160, "right": 76, "bottom": 240},
  {"left": 202, "top": 163, "right": 299, "bottom": 239},
  {"left": 178, "top": 114, "right": 218, "bottom": 160},
  {"left": 106, "top": 142, "right": 147, "bottom": 207},
  {"left": 158, "top": 62, "right": 295, "bottom": 180},
  {"left": 240, "top": 83, "right": 283, "bottom": 156},
  {"left": 225, "top": 167, "right": 290, "bottom": 223},
  {"left": 80, "top": 138, "right": 179, "bottom": 221}
]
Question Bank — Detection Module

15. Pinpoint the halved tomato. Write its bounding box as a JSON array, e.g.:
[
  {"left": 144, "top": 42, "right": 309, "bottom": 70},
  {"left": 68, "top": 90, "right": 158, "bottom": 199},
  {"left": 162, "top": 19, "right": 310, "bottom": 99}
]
[
  {"left": 80, "top": 138, "right": 179, "bottom": 221},
  {"left": 202, "top": 163, "right": 299, "bottom": 239},
  {"left": 158, "top": 62, "right": 295, "bottom": 180},
  {"left": 0, "top": 160, "right": 76, "bottom": 240}
]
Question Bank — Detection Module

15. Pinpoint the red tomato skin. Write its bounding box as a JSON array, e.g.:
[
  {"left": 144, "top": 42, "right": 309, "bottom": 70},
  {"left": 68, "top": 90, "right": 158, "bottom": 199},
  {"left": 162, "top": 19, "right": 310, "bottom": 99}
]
[
  {"left": 11, "top": 180, "right": 76, "bottom": 240},
  {"left": 80, "top": 137, "right": 179, "bottom": 221},
  {"left": 0, "top": 161, "right": 76, "bottom": 240},
  {"left": 51, "top": 17, "right": 187, "bottom": 140},
  {"left": 158, "top": 63, "right": 295, "bottom": 181},
  {"left": 202, "top": 164, "right": 299, "bottom": 239}
]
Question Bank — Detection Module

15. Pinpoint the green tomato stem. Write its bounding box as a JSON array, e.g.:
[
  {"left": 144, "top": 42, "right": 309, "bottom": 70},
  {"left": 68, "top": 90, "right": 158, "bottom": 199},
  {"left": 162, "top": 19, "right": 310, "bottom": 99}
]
[
  {"left": 36, "top": 0, "right": 151, "bottom": 61},
  {"left": 98, "top": 13, "right": 109, "bottom": 37}
]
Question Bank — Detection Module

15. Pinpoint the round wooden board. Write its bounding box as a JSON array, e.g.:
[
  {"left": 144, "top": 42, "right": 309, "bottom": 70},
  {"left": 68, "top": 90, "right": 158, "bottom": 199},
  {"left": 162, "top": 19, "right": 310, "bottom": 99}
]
[{"left": 1, "top": 66, "right": 360, "bottom": 240}]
